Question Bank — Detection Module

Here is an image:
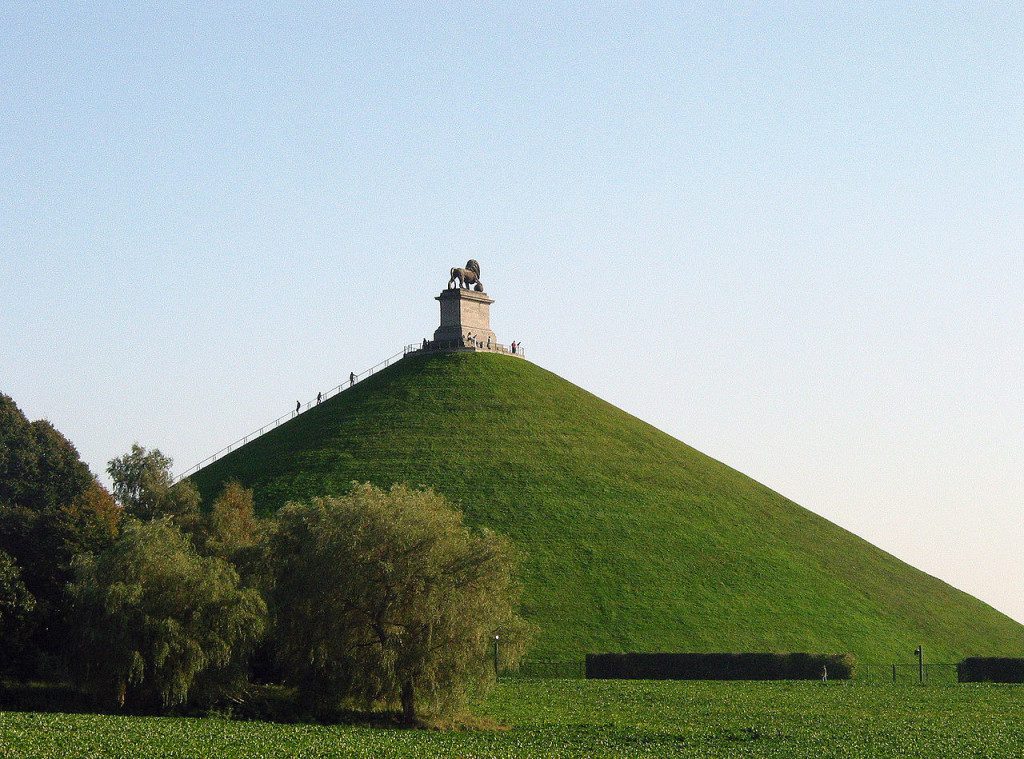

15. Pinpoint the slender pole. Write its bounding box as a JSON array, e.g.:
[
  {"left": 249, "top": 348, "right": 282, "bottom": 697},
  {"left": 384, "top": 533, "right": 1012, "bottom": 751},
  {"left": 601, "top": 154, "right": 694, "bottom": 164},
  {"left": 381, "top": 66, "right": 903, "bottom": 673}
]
[
  {"left": 493, "top": 634, "right": 500, "bottom": 679},
  {"left": 916, "top": 646, "right": 924, "bottom": 684}
]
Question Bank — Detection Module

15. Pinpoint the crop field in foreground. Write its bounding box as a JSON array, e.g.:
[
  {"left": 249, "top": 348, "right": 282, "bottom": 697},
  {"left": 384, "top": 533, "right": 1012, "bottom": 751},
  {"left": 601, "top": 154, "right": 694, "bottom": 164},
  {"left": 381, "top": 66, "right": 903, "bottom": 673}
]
[{"left": 1, "top": 679, "right": 1022, "bottom": 758}]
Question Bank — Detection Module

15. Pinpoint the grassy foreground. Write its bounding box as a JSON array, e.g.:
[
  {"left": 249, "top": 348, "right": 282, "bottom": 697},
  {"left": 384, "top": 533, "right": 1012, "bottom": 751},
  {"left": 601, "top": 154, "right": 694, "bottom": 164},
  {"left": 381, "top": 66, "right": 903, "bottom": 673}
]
[
  {"left": 190, "top": 352, "right": 1024, "bottom": 661},
  {"left": 2, "top": 680, "right": 1023, "bottom": 758}
]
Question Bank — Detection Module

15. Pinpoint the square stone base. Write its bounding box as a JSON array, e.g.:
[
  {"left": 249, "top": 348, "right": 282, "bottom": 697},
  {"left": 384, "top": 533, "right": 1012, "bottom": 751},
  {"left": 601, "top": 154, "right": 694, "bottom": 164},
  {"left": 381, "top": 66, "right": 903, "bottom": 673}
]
[{"left": 433, "top": 288, "right": 496, "bottom": 346}]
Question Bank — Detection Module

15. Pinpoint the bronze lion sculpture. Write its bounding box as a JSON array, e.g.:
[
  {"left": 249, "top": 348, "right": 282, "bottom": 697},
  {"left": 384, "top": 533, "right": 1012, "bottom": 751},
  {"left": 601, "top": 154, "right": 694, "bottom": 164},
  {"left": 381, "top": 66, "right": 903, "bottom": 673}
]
[{"left": 448, "top": 259, "right": 484, "bottom": 291}]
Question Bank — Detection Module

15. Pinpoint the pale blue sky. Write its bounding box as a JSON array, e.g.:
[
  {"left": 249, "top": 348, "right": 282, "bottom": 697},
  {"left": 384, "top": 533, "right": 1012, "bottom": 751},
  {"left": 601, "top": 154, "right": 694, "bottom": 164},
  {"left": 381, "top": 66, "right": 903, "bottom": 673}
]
[{"left": 2, "top": 2, "right": 1022, "bottom": 626}]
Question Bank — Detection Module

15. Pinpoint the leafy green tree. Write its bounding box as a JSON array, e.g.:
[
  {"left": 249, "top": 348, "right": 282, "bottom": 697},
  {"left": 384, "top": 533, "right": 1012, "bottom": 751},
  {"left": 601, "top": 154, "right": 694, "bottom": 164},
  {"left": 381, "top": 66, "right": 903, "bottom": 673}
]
[
  {"left": 267, "top": 483, "right": 529, "bottom": 722},
  {"left": 0, "top": 395, "right": 40, "bottom": 507},
  {"left": 0, "top": 506, "right": 54, "bottom": 602},
  {"left": 197, "top": 481, "right": 259, "bottom": 561},
  {"left": 0, "top": 548, "right": 35, "bottom": 639},
  {"left": 107, "top": 445, "right": 200, "bottom": 530},
  {"left": 28, "top": 420, "right": 94, "bottom": 513},
  {"left": 107, "top": 444, "right": 173, "bottom": 517},
  {"left": 0, "top": 503, "right": 69, "bottom": 678},
  {"left": 67, "top": 519, "right": 266, "bottom": 710},
  {"left": 0, "top": 548, "right": 35, "bottom": 678},
  {"left": 0, "top": 483, "right": 121, "bottom": 616},
  {"left": 0, "top": 394, "right": 116, "bottom": 677},
  {"left": 0, "top": 395, "right": 92, "bottom": 513},
  {"left": 57, "top": 481, "right": 121, "bottom": 559},
  {"left": 157, "top": 479, "right": 202, "bottom": 534}
]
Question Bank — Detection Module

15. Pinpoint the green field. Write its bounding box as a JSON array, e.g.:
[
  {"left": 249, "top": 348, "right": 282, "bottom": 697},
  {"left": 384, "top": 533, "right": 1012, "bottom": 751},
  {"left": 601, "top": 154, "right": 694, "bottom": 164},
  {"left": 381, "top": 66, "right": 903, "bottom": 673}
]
[
  {"left": 2, "top": 680, "right": 1022, "bottom": 757},
  {"left": 189, "top": 351, "right": 1024, "bottom": 661}
]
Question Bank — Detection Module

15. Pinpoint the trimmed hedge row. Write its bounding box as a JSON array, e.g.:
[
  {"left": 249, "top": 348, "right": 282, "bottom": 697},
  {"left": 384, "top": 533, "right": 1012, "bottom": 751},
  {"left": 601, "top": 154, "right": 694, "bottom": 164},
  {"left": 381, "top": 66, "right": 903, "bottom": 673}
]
[
  {"left": 957, "top": 657, "right": 1024, "bottom": 683},
  {"left": 585, "top": 652, "right": 856, "bottom": 681}
]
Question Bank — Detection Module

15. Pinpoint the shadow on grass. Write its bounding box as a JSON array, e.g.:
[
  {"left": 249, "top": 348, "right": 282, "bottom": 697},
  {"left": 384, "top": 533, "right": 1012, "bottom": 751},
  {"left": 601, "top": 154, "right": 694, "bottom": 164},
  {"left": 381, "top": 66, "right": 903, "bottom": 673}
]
[
  {"left": 0, "top": 682, "right": 100, "bottom": 715},
  {"left": 0, "top": 681, "right": 504, "bottom": 732}
]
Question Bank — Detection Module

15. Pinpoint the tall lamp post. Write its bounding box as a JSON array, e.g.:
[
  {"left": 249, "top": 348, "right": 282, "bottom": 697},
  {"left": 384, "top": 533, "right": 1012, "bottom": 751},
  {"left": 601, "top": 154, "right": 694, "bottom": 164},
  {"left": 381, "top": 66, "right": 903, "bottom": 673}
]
[
  {"left": 915, "top": 645, "right": 924, "bottom": 684},
  {"left": 493, "top": 634, "right": 500, "bottom": 679}
]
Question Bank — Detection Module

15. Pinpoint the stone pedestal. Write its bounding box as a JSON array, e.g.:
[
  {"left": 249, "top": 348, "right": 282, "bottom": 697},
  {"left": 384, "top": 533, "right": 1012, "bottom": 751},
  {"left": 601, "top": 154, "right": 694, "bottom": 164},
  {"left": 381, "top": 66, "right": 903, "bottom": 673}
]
[{"left": 433, "top": 289, "right": 496, "bottom": 348}]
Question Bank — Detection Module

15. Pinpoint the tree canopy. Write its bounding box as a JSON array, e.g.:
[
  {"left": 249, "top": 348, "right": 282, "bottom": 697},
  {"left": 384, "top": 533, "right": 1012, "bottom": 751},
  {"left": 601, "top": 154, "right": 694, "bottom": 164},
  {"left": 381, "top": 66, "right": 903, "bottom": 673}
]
[
  {"left": 267, "top": 483, "right": 529, "bottom": 722},
  {"left": 67, "top": 518, "right": 266, "bottom": 710},
  {"left": 0, "top": 394, "right": 532, "bottom": 723},
  {"left": 196, "top": 480, "right": 260, "bottom": 561},
  {"left": 0, "top": 549, "right": 34, "bottom": 636},
  {"left": 0, "top": 394, "right": 118, "bottom": 676},
  {"left": 107, "top": 444, "right": 200, "bottom": 530},
  {"left": 0, "top": 395, "right": 93, "bottom": 514}
]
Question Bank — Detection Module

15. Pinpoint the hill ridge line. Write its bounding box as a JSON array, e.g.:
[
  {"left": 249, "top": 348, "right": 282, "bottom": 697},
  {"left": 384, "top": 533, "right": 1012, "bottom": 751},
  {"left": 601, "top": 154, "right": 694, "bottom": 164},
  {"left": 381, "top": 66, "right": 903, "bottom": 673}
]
[
  {"left": 187, "top": 351, "right": 1024, "bottom": 660},
  {"left": 175, "top": 341, "right": 530, "bottom": 483},
  {"left": 173, "top": 345, "right": 412, "bottom": 483}
]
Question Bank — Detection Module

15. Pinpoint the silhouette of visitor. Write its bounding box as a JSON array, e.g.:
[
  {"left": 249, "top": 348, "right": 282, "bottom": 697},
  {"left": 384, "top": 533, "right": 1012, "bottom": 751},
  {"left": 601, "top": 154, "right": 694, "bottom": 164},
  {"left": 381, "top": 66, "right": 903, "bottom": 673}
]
[
  {"left": 350, "top": 371, "right": 356, "bottom": 386},
  {"left": 511, "top": 341, "right": 517, "bottom": 354},
  {"left": 296, "top": 400, "right": 301, "bottom": 414},
  {"left": 487, "top": 336, "right": 492, "bottom": 349},
  {"left": 317, "top": 392, "right": 322, "bottom": 405}
]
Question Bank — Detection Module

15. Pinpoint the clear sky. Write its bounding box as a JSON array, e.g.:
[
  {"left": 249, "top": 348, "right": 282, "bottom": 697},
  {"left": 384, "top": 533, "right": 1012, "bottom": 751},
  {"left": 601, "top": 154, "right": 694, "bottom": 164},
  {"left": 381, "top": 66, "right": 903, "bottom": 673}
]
[{"left": 2, "top": 3, "right": 1022, "bottom": 624}]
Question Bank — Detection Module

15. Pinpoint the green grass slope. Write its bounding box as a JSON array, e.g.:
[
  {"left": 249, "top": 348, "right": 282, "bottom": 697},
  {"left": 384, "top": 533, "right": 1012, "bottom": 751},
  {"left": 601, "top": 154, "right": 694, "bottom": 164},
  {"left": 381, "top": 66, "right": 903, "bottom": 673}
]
[{"left": 190, "top": 352, "right": 1024, "bottom": 662}]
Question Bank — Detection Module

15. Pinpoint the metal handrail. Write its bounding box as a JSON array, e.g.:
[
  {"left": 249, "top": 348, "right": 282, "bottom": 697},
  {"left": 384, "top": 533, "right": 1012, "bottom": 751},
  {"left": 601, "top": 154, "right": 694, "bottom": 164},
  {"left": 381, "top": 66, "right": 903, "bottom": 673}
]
[
  {"left": 172, "top": 339, "right": 526, "bottom": 483},
  {"left": 405, "top": 340, "right": 525, "bottom": 358},
  {"left": 172, "top": 346, "right": 411, "bottom": 483}
]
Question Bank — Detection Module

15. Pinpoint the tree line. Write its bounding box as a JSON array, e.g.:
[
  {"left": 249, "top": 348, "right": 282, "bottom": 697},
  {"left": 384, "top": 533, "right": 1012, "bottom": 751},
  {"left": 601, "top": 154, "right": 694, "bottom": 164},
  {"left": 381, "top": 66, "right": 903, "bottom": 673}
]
[{"left": 0, "top": 394, "right": 528, "bottom": 723}]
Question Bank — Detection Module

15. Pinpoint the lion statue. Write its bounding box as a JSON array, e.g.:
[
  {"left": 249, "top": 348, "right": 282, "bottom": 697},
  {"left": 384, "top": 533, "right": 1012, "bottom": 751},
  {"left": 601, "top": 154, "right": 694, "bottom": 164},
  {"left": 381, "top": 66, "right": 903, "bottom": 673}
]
[{"left": 448, "top": 259, "right": 484, "bottom": 291}]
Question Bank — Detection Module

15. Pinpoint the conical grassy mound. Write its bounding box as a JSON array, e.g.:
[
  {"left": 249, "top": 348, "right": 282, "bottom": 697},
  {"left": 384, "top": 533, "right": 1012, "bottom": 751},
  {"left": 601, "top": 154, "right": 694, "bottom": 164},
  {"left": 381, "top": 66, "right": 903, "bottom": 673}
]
[{"left": 190, "top": 352, "right": 1024, "bottom": 661}]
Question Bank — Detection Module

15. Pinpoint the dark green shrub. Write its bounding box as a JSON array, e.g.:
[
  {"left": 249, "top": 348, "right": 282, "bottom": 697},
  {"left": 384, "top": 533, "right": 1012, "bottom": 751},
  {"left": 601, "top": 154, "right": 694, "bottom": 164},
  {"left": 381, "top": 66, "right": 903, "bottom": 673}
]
[
  {"left": 957, "top": 657, "right": 1024, "bottom": 683},
  {"left": 585, "top": 652, "right": 855, "bottom": 680},
  {"left": 0, "top": 682, "right": 96, "bottom": 713}
]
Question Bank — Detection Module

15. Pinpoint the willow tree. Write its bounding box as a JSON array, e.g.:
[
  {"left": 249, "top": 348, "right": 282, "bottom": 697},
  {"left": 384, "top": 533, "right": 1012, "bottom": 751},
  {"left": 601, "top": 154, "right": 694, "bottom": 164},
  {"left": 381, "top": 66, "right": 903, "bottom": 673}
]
[
  {"left": 67, "top": 519, "right": 266, "bottom": 710},
  {"left": 268, "top": 483, "right": 529, "bottom": 722}
]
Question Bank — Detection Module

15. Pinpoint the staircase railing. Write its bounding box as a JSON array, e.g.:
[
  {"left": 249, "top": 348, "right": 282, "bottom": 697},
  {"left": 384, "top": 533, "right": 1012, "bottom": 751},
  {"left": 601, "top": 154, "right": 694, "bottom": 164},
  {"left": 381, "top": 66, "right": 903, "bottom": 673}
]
[
  {"left": 172, "top": 339, "right": 526, "bottom": 484},
  {"left": 172, "top": 345, "right": 415, "bottom": 483}
]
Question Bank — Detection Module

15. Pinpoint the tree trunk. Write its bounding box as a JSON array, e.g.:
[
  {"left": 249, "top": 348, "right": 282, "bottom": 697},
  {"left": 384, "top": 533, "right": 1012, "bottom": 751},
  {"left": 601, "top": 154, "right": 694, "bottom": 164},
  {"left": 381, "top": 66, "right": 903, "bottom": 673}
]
[{"left": 400, "top": 678, "right": 416, "bottom": 724}]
